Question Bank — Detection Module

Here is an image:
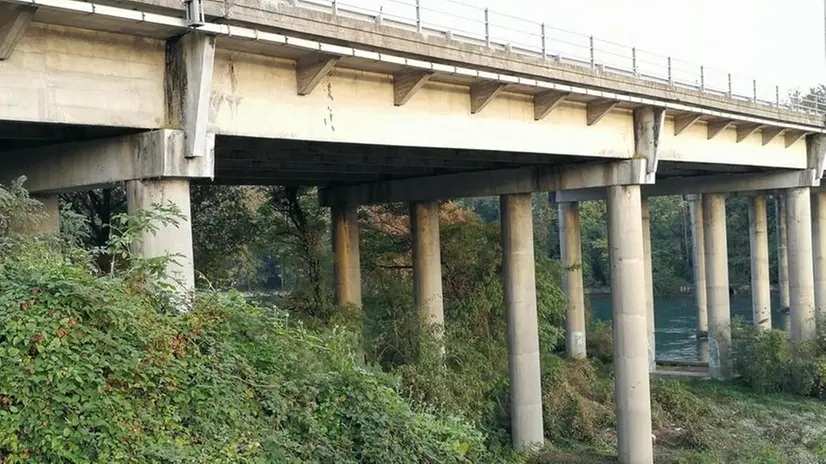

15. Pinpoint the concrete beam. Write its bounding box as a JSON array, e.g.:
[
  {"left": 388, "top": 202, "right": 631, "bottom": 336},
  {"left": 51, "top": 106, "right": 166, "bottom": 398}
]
[
  {"left": 533, "top": 90, "right": 568, "bottom": 121},
  {"left": 321, "top": 160, "right": 646, "bottom": 206},
  {"left": 0, "top": 5, "right": 35, "bottom": 60},
  {"left": 736, "top": 123, "right": 763, "bottom": 143},
  {"left": 674, "top": 113, "right": 702, "bottom": 136},
  {"left": 586, "top": 99, "right": 618, "bottom": 126},
  {"left": 762, "top": 127, "right": 785, "bottom": 146},
  {"left": 470, "top": 81, "right": 506, "bottom": 114},
  {"left": 296, "top": 54, "right": 339, "bottom": 96},
  {"left": 707, "top": 119, "right": 734, "bottom": 140},
  {"left": 165, "top": 33, "right": 216, "bottom": 159},
  {"left": 554, "top": 170, "right": 819, "bottom": 203},
  {"left": 2, "top": 130, "right": 214, "bottom": 193},
  {"left": 393, "top": 69, "right": 433, "bottom": 106},
  {"left": 786, "top": 131, "right": 809, "bottom": 148}
]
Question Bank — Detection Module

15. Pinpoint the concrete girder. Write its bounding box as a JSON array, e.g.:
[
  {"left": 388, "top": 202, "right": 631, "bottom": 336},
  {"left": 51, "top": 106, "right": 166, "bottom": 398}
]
[
  {"left": 736, "top": 123, "right": 763, "bottom": 143},
  {"left": 586, "top": 99, "right": 618, "bottom": 126},
  {"left": 470, "top": 81, "right": 507, "bottom": 114},
  {"left": 296, "top": 53, "right": 340, "bottom": 96},
  {"left": 533, "top": 90, "right": 569, "bottom": 121},
  {"left": 393, "top": 69, "right": 433, "bottom": 106},
  {"left": 707, "top": 119, "right": 734, "bottom": 140},
  {"left": 673, "top": 113, "right": 702, "bottom": 136},
  {"left": 320, "top": 159, "right": 648, "bottom": 206},
  {"left": 0, "top": 5, "right": 34, "bottom": 60},
  {"left": 1, "top": 130, "right": 213, "bottom": 193},
  {"left": 786, "top": 130, "right": 810, "bottom": 149},
  {"left": 762, "top": 127, "right": 785, "bottom": 146},
  {"left": 165, "top": 32, "right": 216, "bottom": 159}
]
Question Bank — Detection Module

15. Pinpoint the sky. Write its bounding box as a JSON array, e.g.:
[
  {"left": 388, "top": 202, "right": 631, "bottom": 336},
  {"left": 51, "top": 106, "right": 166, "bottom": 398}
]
[{"left": 342, "top": 0, "right": 825, "bottom": 97}]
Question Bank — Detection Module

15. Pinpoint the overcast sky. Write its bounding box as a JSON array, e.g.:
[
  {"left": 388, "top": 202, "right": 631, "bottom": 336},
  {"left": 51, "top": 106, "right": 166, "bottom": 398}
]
[{"left": 348, "top": 0, "right": 825, "bottom": 96}]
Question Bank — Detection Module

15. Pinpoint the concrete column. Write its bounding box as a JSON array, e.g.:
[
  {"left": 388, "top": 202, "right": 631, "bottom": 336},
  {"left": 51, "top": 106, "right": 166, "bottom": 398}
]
[
  {"left": 641, "top": 198, "right": 656, "bottom": 373},
  {"left": 777, "top": 195, "right": 791, "bottom": 312},
  {"left": 410, "top": 201, "right": 444, "bottom": 331},
  {"left": 559, "top": 202, "right": 586, "bottom": 359},
  {"left": 332, "top": 203, "right": 362, "bottom": 309},
  {"left": 500, "top": 193, "right": 544, "bottom": 451},
  {"left": 786, "top": 187, "right": 816, "bottom": 341},
  {"left": 812, "top": 192, "right": 826, "bottom": 329},
  {"left": 31, "top": 194, "right": 60, "bottom": 235},
  {"left": 702, "top": 193, "right": 732, "bottom": 380},
  {"left": 126, "top": 179, "right": 194, "bottom": 294},
  {"left": 748, "top": 195, "right": 771, "bottom": 330},
  {"left": 688, "top": 196, "right": 708, "bottom": 337},
  {"left": 606, "top": 185, "right": 653, "bottom": 464}
]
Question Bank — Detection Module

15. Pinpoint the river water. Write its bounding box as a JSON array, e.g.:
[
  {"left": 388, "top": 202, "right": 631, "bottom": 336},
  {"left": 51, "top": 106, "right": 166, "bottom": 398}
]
[{"left": 588, "top": 293, "right": 789, "bottom": 361}]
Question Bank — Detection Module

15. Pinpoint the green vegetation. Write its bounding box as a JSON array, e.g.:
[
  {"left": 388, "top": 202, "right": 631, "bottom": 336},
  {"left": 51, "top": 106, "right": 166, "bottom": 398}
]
[{"left": 3, "top": 182, "right": 826, "bottom": 463}]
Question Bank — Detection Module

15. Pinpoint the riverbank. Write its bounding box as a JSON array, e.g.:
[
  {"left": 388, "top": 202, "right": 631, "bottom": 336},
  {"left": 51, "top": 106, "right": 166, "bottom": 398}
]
[{"left": 537, "top": 379, "right": 826, "bottom": 463}]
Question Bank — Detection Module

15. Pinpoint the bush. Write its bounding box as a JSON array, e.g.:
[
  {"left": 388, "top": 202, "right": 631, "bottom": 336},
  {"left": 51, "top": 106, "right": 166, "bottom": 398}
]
[{"left": 0, "top": 185, "right": 495, "bottom": 463}]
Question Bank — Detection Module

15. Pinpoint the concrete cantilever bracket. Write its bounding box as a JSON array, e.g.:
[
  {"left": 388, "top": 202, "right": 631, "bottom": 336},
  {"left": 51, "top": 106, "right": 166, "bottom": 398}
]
[
  {"left": 0, "top": 4, "right": 35, "bottom": 60},
  {"left": 296, "top": 53, "right": 340, "bottom": 96}
]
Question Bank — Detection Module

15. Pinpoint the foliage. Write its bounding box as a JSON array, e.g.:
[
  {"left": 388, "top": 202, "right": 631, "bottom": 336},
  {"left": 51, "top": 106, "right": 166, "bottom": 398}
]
[
  {"left": 190, "top": 185, "right": 259, "bottom": 287},
  {"left": 732, "top": 323, "right": 826, "bottom": 397},
  {"left": 0, "top": 192, "right": 493, "bottom": 463},
  {"left": 0, "top": 177, "right": 44, "bottom": 253}
]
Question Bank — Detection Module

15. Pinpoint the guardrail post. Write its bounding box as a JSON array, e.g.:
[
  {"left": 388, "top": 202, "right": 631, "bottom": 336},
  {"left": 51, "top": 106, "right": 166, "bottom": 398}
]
[
  {"left": 776, "top": 85, "right": 780, "bottom": 107},
  {"left": 332, "top": 0, "right": 337, "bottom": 15},
  {"left": 484, "top": 8, "right": 490, "bottom": 48},
  {"left": 589, "top": 36, "right": 595, "bottom": 68},
  {"left": 632, "top": 47, "right": 637, "bottom": 76},
  {"left": 416, "top": 0, "right": 422, "bottom": 32},
  {"left": 752, "top": 79, "right": 757, "bottom": 102},
  {"left": 700, "top": 66, "right": 704, "bottom": 92},
  {"left": 727, "top": 73, "right": 732, "bottom": 97},
  {"left": 541, "top": 23, "right": 546, "bottom": 59},
  {"left": 667, "top": 57, "right": 673, "bottom": 85}
]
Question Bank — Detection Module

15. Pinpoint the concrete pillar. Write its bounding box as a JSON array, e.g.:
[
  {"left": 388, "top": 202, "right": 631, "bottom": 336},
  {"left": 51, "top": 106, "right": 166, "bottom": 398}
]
[
  {"left": 31, "top": 194, "right": 60, "bottom": 235},
  {"left": 641, "top": 198, "right": 656, "bottom": 372},
  {"left": 500, "top": 193, "right": 544, "bottom": 451},
  {"left": 606, "top": 185, "right": 653, "bottom": 464},
  {"left": 410, "top": 201, "right": 444, "bottom": 331},
  {"left": 126, "top": 179, "right": 194, "bottom": 293},
  {"left": 786, "top": 187, "right": 816, "bottom": 341},
  {"left": 812, "top": 192, "right": 826, "bottom": 329},
  {"left": 702, "top": 193, "right": 732, "bottom": 380},
  {"left": 688, "top": 196, "right": 708, "bottom": 337},
  {"left": 748, "top": 194, "right": 771, "bottom": 330},
  {"left": 332, "top": 203, "right": 362, "bottom": 309},
  {"left": 559, "top": 202, "right": 586, "bottom": 359},
  {"left": 777, "top": 195, "right": 791, "bottom": 312}
]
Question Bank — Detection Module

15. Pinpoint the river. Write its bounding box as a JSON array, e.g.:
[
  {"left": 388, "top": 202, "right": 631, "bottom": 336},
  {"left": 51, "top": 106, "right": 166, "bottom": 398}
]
[{"left": 588, "top": 293, "right": 788, "bottom": 361}]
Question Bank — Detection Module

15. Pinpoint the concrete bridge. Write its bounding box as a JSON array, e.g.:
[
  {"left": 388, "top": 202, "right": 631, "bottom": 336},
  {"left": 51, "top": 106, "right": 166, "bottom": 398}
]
[{"left": 1, "top": 1, "right": 824, "bottom": 462}]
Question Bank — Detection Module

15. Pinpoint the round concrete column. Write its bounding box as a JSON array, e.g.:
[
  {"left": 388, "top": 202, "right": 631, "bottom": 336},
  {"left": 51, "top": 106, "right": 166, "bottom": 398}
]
[
  {"left": 559, "top": 202, "right": 586, "bottom": 359},
  {"left": 702, "top": 193, "right": 732, "bottom": 380},
  {"left": 500, "top": 193, "right": 544, "bottom": 451},
  {"left": 812, "top": 191, "right": 826, "bottom": 330},
  {"left": 410, "top": 201, "right": 444, "bottom": 332},
  {"left": 31, "top": 194, "right": 60, "bottom": 235},
  {"left": 126, "top": 179, "right": 195, "bottom": 294},
  {"left": 748, "top": 194, "right": 771, "bottom": 330},
  {"left": 786, "top": 187, "right": 816, "bottom": 341},
  {"left": 776, "top": 195, "right": 791, "bottom": 312},
  {"left": 641, "top": 197, "right": 656, "bottom": 372},
  {"left": 606, "top": 185, "right": 653, "bottom": 464},
  {"left": 688, "top": 195, "right": 708, "bottom": 338},
  {"left": 332, "top": 203, "right": 362, "bottom": 309}
]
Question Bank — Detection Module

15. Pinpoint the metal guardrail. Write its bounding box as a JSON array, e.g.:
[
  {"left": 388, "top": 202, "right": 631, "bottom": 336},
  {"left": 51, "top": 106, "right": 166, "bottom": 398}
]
[{"left": 287, "top": 0, "right": 826, "bottom": 116}]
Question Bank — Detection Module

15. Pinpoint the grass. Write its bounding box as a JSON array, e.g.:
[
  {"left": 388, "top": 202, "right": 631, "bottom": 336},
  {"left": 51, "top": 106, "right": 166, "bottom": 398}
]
[{"left": 534, "top": 379, "right": 826, "bottom": 464}]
